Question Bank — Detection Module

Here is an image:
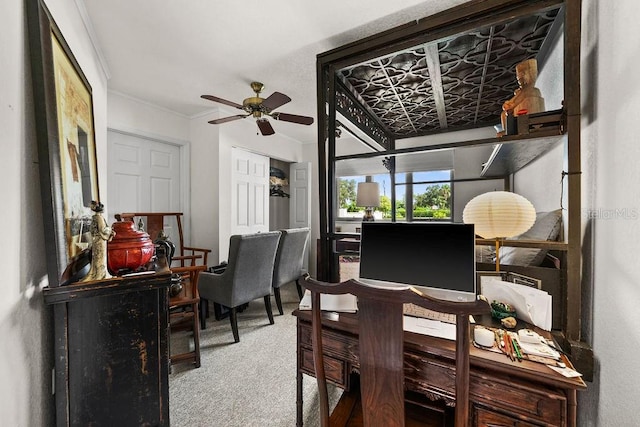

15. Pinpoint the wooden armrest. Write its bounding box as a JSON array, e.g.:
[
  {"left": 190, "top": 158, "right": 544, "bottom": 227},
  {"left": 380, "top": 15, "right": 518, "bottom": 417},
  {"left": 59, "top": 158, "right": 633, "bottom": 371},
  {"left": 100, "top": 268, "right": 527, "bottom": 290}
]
[
  {"left": 183, "top": 246, "right": 211, "bottom": 254},
  {"left": 173, "top": 255, "right": 202, "bottom": 261},
  {"left": 182, "top": 246, "right": 211, "bottom": 265}
]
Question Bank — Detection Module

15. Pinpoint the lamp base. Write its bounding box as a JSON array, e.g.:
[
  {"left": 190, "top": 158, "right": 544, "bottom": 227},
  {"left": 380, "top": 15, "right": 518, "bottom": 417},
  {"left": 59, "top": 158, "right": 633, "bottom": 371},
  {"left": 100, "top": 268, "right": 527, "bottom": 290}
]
[{"left": 362, "top": 208, "right": 375, "bottom": 222}]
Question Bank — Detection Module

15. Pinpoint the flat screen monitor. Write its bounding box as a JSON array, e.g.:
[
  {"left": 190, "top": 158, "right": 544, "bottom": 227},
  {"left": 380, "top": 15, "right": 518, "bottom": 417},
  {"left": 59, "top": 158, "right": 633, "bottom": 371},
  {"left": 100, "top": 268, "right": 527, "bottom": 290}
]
[{"left": 358, "top": 222, "right": 476, "bottom": 302}]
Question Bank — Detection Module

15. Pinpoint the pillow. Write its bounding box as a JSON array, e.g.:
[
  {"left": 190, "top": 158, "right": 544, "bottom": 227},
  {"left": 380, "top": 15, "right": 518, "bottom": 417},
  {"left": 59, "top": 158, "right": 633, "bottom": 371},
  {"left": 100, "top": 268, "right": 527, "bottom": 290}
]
[
  {"left": 499, "top": 209, "right": 562, "bottom": 266},
  {"left": 475, "top": 245, "right": 495, "bottom": 263}
]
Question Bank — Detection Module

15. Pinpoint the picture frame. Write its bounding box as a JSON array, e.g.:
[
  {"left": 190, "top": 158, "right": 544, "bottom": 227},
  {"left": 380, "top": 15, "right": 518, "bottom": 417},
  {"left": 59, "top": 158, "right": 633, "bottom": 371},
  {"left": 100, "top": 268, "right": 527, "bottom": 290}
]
[
  {"left": 508, "top": 272, "right": 543, "bottom": 290},
  {"left": 27, "top": 0, "right": 100, "bottom": 286},
  {"left": 477, "top": 270, "right": 543, "bottom": 295},
  {"left": 476, "top": 271, "right": 503, "bottom": 295}
]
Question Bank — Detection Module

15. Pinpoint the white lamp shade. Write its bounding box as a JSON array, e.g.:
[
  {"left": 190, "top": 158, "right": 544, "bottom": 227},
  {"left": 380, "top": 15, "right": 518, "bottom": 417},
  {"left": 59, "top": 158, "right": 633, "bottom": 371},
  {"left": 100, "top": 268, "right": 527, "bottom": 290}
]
[
  {"left": 356, "top": 182, "right": 380, "bottom": 207},
  {"left": 462, "top": 191, "right": 536, "bottom": 239}
]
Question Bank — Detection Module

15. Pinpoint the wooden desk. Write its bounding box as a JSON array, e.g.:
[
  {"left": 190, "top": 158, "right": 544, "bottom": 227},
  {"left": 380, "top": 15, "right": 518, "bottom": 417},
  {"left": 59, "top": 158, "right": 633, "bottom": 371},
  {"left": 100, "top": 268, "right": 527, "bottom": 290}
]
[{"left": 294, "top": 309, "right": 586, "bottom": 427}]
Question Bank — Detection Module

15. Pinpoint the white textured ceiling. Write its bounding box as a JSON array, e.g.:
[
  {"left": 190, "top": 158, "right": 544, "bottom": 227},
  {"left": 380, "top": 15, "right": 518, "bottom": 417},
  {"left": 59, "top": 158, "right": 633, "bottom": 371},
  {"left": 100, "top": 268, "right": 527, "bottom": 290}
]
[{"left": 81, "top": 0, "right": 466, "bottom": 144}]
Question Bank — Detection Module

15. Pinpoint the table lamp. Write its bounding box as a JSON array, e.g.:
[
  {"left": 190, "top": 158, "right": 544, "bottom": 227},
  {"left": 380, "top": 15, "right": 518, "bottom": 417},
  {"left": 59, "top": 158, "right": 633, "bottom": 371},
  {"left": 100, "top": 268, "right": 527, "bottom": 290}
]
[
  {"left": 356, "top": 182, "right": 380, "bottom": 222},
  {"left": 463, "top": 191, "right": 536, "bottom": 271}
]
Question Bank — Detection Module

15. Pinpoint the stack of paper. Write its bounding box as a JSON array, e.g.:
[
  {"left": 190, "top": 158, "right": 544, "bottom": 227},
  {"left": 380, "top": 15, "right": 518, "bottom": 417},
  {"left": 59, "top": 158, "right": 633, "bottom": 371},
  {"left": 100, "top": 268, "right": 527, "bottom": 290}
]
[
  {"left": 518, "top": 340, "right": 560, "bottom": 359},
  {"left": 403, "top": 316, "right": 456, "bottom": 340},
  {"left": 298, "top": 290, "right": 358, "bottom": 313},
  {"left": 480, "top": 279, "right": 552, "bottom": 331}
]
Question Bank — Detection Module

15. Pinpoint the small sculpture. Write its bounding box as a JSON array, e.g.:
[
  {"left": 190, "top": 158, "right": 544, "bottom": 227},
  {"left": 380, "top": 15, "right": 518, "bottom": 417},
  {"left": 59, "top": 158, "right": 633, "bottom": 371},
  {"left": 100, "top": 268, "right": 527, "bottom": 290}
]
[
  {"left": 499, "top": 58, "right": 545, "bottom": 136},
  {"left": 81, "top": 201, "right": 115, "bottom": 282},
  {"left": 501, "top": 316, "right": 517, "bottom": 329}
]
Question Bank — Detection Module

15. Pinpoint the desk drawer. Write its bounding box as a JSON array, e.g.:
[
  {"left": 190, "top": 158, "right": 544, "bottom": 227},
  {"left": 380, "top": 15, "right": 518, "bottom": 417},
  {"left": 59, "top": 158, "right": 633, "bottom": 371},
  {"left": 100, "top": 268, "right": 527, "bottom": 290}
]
[
  {"left": 301, "top": 347, "right": 347, "bottom": 387},
  {"left": 405, "top": 352, "right": 566, "bottom": 426},
  {"left": 298, "top": 322, "right": 358, "bottom": 363},
  {"left": 474, "top": 407, "right": 541, "bottom": 427},
  {"left": 471, "top": 374, "right": 566, "bottom": 425}
]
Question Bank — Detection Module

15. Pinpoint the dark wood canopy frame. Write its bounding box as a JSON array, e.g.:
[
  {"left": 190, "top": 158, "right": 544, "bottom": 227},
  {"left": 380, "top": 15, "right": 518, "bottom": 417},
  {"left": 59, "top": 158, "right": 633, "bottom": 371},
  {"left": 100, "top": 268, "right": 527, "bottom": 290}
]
[{"left": 315, "top": 0, "right": 590, "bottom": 376}]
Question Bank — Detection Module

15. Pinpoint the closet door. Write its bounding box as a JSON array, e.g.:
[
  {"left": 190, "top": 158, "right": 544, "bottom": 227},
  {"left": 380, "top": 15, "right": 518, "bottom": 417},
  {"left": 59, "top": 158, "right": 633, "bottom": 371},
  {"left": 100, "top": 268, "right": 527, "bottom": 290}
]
[
  {"left": 289, "top": 161, "right": 311, "bottom": 229},
  {"left": 107, "top": 130, "right": 182, "bottom": 228},
  {"left": 230, "top": 147, "right": 269, "bottom": 235},
  {"left": 290, "top": 161, "right": 311, "bottom": 271}
]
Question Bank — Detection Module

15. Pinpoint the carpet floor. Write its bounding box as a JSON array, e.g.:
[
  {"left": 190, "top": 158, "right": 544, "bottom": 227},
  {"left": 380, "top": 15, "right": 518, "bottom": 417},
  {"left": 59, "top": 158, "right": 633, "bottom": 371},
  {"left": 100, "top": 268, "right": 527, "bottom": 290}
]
[{"left": 169, "top": 283, "right": 341, "bottom": 427}]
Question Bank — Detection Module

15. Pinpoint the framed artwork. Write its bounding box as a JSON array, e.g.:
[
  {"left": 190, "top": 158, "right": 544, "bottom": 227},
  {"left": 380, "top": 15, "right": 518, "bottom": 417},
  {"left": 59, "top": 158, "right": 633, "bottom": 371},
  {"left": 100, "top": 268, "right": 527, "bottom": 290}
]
[
  {"left": 476, "top": 271, "right": 503, "bottom": 295},
  {"left": 477, "top": 270, "right": 542, "bottom": 295},
  {"left": 508, "top": 272, "right": 543, "bottom": 290},
  {"left": 28, "top": 0, "right": 100, "bottom": 285}
]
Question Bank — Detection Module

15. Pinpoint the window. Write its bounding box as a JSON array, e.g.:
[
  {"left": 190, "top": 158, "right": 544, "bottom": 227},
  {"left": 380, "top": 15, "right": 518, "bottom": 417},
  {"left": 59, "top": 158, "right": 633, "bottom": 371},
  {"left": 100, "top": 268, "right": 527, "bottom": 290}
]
[
  {"left": 337, "top": 174, "right": 391, "bottom": 220},
  {"left": 395, "top": 170, "right": 452, "bottom": 221},
  {"left": 335, "top": 150, "right": 453, "bottom": 222}
]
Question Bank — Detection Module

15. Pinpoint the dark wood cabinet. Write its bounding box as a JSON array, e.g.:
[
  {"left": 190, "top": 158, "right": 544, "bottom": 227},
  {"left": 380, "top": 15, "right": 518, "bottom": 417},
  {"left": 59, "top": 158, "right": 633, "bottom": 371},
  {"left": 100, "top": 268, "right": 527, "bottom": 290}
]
[{"left": 44, "top": 273, "right": 172, "bottom": 427}]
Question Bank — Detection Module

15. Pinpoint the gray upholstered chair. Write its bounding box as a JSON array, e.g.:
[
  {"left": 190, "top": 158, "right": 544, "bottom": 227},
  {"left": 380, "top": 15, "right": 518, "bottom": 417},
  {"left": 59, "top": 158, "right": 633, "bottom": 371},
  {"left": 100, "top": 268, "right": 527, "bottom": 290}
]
[
  {"left": 272, "top": 228, "right": 309, "bottom": 315},
  {"left": 198, "top": 231, "right": 281, "bottom": 343}
]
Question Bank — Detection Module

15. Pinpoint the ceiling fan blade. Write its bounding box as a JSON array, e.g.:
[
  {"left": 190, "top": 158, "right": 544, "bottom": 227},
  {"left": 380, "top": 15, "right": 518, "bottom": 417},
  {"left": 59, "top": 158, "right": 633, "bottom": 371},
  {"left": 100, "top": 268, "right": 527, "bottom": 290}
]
[
  {"left": 256, "top": 118, "right": 275, "bottom": 136},
  {"left": 273, "top": 112, "right": 314, "bottom": 125},
  {"left": 201, "top": 94, "right": 243, "bottom": 110},
  {"left": 262, "top": 92, "right": 291, "bottom": 111},
  {"left": 208, "top": 114, "right": 248, "bottom": 124}
]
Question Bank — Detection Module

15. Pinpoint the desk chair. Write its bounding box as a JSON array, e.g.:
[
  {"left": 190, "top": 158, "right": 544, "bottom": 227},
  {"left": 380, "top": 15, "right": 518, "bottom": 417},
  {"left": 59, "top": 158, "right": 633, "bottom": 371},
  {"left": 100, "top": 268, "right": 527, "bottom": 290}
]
[
  {"left": 272, "top": 228, "right": 309, "bottom": 315},
  {"left": 301, "top": 276, "right": 490, "bottom": 427},
  {"left": 169, "top": 265, "right": 206, "bottom": 368},
  {"left": 119, "top": 212, "right": 211, "bottom": 267},
  {"left": 198, "top": 231, "right": 281, "bottom": 342}
]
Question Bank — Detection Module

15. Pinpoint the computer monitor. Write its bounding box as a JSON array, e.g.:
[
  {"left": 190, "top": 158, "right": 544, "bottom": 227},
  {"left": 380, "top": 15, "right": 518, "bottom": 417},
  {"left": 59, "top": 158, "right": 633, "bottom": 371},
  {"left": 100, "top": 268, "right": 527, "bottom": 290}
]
[{"left": 358, "top": 222, "right": 476, "bottom": 302}]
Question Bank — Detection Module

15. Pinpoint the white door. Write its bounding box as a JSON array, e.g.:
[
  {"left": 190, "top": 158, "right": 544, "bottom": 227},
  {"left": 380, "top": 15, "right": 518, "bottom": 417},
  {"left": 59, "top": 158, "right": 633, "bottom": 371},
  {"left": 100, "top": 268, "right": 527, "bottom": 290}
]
[
  {"left": 107, "top": 130, "right": 182, "bottom": 241},
  {"left": 290, "top": 161, "right": 311, "bottom": 271},
  {"left": 289, "top": 162, "right": 311, "bottom": 228},
  {"left": 231, "top": 148, "right": 269, "bottom": 235}
]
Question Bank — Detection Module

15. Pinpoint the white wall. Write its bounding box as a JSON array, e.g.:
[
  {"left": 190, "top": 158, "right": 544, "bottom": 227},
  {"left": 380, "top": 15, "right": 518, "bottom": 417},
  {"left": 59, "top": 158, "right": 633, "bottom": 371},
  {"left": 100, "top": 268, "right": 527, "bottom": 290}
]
[
  {"left": 107, "top": 91, "right": 190, "bottom": 142},
  {"left": 452, "top": 145, "right": 505, "bottom": 222},
  {"left": 577, "top": 0, "right": 640, "bottom": 425},
  {"left": 189, "top": 112, "right": 221, "bottom": 260},
  {"left": 514, "top": 29, "right": 565, "bottom": 215},
  {"left": 0, "top": 0, "right": 108, "bottom": 424}
]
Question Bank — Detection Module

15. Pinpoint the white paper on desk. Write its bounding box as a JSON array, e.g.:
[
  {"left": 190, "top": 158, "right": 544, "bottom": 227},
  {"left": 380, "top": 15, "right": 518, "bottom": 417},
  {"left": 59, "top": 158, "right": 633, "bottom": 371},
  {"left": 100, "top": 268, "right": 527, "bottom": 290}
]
[
  {"left": 403, "top": 316, "right": 456, "bottom": 341},
  {"left": 298, "top": 289, "right": 358, "bottom": 312},
  {"left": 481, "top": 279, "right": 552, "bottom": 331}
]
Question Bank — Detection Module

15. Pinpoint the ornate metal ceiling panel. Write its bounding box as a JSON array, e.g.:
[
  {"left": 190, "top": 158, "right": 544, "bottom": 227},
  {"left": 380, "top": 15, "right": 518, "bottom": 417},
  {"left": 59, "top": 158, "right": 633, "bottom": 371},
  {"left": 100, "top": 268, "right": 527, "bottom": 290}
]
[{"left": 340, "top": 7, "right": 561, "bottom": 140}]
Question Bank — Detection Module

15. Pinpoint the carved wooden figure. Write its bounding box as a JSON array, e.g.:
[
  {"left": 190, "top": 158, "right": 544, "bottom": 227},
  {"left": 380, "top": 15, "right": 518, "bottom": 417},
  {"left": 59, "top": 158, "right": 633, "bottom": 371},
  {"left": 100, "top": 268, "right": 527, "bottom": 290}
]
[
  {"left": 82, "top": 201, "right": 115, "bottom": 281},
  {"left": 500, "top": 58, "right": 546, "bottom": 135}
]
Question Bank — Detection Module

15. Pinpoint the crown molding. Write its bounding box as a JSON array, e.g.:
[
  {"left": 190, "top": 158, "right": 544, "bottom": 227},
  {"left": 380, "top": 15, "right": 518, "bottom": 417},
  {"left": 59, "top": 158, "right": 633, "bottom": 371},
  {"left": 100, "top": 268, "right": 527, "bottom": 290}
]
[{"left": 74, "top": 0, "right": 111, "bottom": 80}]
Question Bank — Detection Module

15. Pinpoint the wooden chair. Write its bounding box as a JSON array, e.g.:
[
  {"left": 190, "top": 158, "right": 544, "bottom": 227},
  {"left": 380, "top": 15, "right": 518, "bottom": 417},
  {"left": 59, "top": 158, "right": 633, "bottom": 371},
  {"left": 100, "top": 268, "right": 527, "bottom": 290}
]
[
  {"left": 301, "top": 276, "right": 490, "bottom": 427},
  {"left": 169, "top": 265, "right": 206, "bottom": 368},
  {"left": 119, "top": 212, "right": 211, "bottom": 267}
]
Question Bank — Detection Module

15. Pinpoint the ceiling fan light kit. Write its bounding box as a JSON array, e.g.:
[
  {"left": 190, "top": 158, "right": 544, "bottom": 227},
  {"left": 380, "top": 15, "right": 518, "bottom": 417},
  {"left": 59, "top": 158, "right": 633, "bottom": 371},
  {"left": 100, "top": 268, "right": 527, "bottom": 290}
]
[{"left": 201, "top": 81, "right": 314, "bottom": 136}]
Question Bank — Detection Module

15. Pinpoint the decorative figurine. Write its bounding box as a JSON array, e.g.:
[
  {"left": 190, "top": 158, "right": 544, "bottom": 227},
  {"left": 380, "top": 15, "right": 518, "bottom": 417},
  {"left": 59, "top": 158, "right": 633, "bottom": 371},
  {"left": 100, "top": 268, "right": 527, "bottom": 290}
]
[
  {"left": 81, "top": 201, "right": 116, "bottom": 282},
  {"left": 499, "top": 58, "right": 546, "bottom": 136}
]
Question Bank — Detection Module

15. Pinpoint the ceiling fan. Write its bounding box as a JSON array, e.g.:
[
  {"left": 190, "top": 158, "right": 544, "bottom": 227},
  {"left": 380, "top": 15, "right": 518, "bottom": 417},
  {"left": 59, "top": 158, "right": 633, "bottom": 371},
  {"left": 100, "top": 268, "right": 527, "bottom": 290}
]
[{"left": 201, "top": 82, "right": 314, "bottom": 136}]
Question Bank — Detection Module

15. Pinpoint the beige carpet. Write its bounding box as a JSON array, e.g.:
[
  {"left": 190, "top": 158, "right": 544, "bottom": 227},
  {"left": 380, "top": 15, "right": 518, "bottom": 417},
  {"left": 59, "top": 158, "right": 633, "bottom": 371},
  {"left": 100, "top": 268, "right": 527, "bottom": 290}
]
[
  {"left": 339, "top": 255, "right": 360, "bottom": 282},
  {"left": 169, "top": 283, "right": 341, "bottom": 426}
]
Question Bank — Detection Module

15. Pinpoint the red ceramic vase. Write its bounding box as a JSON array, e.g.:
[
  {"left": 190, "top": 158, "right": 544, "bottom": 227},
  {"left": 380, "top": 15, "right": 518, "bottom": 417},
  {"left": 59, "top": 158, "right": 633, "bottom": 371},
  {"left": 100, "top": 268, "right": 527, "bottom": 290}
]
[{"left": 107, "top": 220, "right": 155, "bottom": 275}]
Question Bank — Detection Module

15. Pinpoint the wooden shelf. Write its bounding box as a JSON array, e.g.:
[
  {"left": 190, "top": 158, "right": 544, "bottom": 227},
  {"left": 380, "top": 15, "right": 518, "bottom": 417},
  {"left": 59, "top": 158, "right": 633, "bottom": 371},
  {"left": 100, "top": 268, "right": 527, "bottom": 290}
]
[
  {"left": 476, "top": 238, "right": 568, "bottom": 251},
  {"left": 481, "top": 133, "right": 565, "bottom": 177}
]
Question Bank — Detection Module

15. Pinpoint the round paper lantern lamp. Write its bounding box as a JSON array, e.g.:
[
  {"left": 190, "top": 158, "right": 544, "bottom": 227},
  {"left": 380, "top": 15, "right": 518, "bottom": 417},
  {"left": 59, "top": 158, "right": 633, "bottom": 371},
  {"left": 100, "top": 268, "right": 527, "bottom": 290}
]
[
  {"left": 463, "top": 191, "right": 536, "bottom": 238},
  {"left": 463, "top": 191, "right": 536, "bottom": 270}
]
